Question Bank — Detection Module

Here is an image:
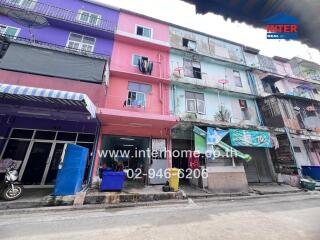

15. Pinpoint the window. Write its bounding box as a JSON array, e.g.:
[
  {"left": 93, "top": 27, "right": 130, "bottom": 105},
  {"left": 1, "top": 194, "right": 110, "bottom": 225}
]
[
  {"left": 132, "top": 54, "right": 148, "bottom": 67},
  {"left": 293, "top": 146, "right": 301, "bottom": 153},
  {"left": 239, "top": 99, "right": 250, "bottom": 120},
  {"left": 77, "top": 10, "right": 101, "bottom": 26},
  {"left": 184, "top": 59, "right": 202, "bottom": 79},
  {"left": 66, "top": 33, "right": 96, "bottom": 52},
  {"left": 126, "top": 82, "right": 152, "bottom": 108},
  {"left": 185, "top": 91, "right": 205, "bottom": 114},
  {"left": 182, "top": 38, "right": 196, "bottom": 51},
  {"left": 233, "top": 70, "right": 242, "bottom": 87},
  {"left": 136, "top": 25, "right": 152, "bottom": 38},
  {"left": 7, "top": 0, "right": 36, "bottom": 9},
  {"left": 0, "top": 25, "right": 20, "bottom": 38}
]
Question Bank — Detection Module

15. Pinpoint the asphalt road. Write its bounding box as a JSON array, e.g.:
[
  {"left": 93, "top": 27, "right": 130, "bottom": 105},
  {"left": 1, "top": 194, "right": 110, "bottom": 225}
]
[{"left": 1, "top": 193, "right": 320, "bottom": 240}]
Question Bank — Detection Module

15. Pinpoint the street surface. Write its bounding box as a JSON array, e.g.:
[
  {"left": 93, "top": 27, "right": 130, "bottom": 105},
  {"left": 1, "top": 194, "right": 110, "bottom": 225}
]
[{"left": 0, "top": 193, "right": 320, "bottom": 240}]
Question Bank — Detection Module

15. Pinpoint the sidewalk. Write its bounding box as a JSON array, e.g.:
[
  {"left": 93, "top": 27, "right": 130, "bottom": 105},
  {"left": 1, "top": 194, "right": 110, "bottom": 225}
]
[
  {"left": 0, "top": 188, "right": 52, "bottom": 210},
  {"left": 0, "top": 182, "right": 313, "bottom": 211}
]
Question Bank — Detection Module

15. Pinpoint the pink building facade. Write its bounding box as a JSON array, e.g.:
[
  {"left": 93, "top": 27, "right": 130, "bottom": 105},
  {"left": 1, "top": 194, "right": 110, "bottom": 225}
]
[{"left": 93, "top": 11, "right": 177, "bottom": 182}]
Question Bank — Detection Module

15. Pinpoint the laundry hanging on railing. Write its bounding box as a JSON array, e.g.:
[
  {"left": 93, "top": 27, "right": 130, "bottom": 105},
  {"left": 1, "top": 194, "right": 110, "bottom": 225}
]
[{"left": 138, "top": 58, "right": 153, "bottom": 75}]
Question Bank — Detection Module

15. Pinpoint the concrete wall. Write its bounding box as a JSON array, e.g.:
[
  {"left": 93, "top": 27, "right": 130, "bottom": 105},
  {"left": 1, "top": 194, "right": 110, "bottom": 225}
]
[
  {"left": 0, "top": 0, "right": 119, "bottom": 56},
  {"left": 111, "top": 41, "right": 170, "bottom": 79},
  {"left": 170, "top": 51, "right": 252, "bottom": 94},
  {"left": 169, "top": 26, "right": 245, "bottom": 64},
  {"left": 171, "top": 84, "right": 259, "bottom": 125},
  {"left": 105, "top": 76, "right": 169, "bottom": 115},
  {"left": 117, "top": 11, "right": 169, "bottom": 43}
]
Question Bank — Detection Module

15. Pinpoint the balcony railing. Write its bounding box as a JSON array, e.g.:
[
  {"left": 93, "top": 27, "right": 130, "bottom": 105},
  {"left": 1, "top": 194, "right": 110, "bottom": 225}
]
[
  {"left": 1, "top": 33, "right": 109, "bottom": 60},
  {"left": 0, "top": 0, "right": 116, "bottom": 33}
]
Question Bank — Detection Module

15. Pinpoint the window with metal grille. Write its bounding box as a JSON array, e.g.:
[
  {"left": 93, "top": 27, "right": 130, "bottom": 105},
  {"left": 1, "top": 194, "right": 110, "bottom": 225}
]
[
  {"left": 0, "top": 25, "right": 20, "bottom": 38},
  {"left": 77, "top": 10, "right": 101, "bottom": 26},
  {"left": 7, "top": 0, "right": 36, "bottom": 9},
  {"left": 66, "top": 33, "right": 96, "bottom": 53}
]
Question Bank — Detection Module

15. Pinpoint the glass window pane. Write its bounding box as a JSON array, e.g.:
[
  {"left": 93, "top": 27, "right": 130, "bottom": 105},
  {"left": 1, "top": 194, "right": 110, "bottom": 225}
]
[
  {"left": 143, "top": 27, "right": 151, "bottom": 38},
  {"left": 133, "top": 55, "right": 140, "bottom": 66},
  {"left": 136, "top": 26, "right": 143, "bottom": 36},
  {"left": 187, "top": 99, "right": 196, "bottom": 112},
  {"left": 89, "top": 15, "right": 98, "bottom": 25},
  {"left": 34, "top": 131, "right": 56, "bottom": 140},
  {"left": 77, "top": 134, "right": 95, "bottom": 142},
  {"left": 185, "top": 91, "right": 195, "bottom": 99},
  {"left": 2, "top": 139, "right": 30, "bottom": 161},
  {"left": 56, "top": 132, "right": 77, "bottom": 141},
  {"left": 5, "top": 27, "right": 18, "bottom": 37},
  {"left": 11, "top": 129, "right": 33, "bottom": 139},
  {"left": 83, "top": 36, "right": 95, "bottom": 44},
  {"left": 80, "top": 12, "right": 89, "bottom": 21},
  {"left": 69, "top": 33, "right": 82, "bottom": 42}
]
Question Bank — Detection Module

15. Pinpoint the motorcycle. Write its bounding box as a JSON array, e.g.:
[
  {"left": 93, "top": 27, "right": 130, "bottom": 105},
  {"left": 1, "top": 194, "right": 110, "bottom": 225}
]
[{"left": 0, "top": 165, "right": 24, "bottom": 201}]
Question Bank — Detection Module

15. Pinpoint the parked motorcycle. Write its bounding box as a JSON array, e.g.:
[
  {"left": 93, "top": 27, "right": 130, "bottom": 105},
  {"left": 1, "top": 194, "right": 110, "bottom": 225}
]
[{"left": 0, "top": 166, "right": 24, "bottom": 201}]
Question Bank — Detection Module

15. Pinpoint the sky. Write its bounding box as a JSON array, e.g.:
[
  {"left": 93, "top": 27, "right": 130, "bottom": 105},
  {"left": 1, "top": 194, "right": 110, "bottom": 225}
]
[{"left": 96, "top": 0, "right": 320, "bottom": 64}]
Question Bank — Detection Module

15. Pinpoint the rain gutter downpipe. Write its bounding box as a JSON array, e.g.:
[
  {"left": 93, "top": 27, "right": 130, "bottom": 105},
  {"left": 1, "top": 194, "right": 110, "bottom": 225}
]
[{"left": 87, "top": 118, "right": 101, "bottom": 186}]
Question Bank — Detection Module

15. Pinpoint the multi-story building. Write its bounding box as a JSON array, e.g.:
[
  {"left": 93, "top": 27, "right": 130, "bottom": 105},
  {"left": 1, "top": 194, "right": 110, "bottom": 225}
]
[
  {"left": 246, "top": 50, "right": 320, "bottom": 184},
  {"left": 0, "top": 0, "right": 118, "bottom": 186},
  {"left": 92, "top": 10, "right": 177, "bottom": 185},
  {"left": 0, "top": 0, "right": 319, "bottom": 193},
  {"left": 168, "top": 26, "right": 276, "bottom": 193}
]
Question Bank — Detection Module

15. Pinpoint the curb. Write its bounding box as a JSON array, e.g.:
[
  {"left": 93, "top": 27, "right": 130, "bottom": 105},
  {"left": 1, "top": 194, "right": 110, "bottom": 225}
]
[{"left": 0, "top": 199, "right": 189, "bottom": 215}]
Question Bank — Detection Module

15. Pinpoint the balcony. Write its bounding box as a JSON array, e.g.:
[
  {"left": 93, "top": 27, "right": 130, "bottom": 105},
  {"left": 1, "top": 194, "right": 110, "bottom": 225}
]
[
  {"left": 0, "top": 35, "right": 109, "bottom": 83},
  {"left": 0, "top": 0, "right": 116, "bottom": 34}
]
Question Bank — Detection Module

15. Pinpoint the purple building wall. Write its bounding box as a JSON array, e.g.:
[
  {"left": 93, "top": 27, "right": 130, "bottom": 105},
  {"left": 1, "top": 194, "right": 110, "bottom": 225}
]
[{"left": 0, "top": 0, "right": 119, "bottom": 56}]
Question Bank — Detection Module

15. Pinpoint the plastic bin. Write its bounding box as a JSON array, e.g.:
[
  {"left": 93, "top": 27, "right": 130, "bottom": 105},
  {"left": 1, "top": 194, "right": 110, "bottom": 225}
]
[
  {"left": 101, "top": 171, "right": 125, "bottom": 191},
  {"left": 301, "top": 166, "right": 320, "bottom": 181},
  {"left": 168, "top": 168, "right": 179, "bottom": 192}
]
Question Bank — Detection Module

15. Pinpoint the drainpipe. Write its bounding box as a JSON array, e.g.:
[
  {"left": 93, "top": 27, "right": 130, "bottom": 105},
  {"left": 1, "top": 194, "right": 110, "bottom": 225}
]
[
  {"left": 284, "top": 127, "right": 302, "bottom": 176},
  {"left": 87, "top": 119, "right": 101, "bottom": 186},
  {"left": 172, "top": 85, "right": 176, "bottom": 114}
]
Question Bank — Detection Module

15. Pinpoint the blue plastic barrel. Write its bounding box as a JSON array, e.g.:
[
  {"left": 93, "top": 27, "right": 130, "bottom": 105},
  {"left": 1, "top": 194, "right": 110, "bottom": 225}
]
[
  {"left": 302, "top": 166, "right": 320, "bottom": 181},
  {"left": 100, "top": 171, "right": 125, "bottom": 191}
]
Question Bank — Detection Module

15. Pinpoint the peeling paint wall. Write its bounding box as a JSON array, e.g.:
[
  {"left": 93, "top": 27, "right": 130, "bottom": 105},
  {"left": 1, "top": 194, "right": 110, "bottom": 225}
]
[
  {"left": 169, "top": 26, "right": 245, "bottom": 64},
  {"left": 171, "top": 84, "right": 259, "bottom": 125},
  {"left": 170, "top": 50, "right": 252, "bottom": 94}
]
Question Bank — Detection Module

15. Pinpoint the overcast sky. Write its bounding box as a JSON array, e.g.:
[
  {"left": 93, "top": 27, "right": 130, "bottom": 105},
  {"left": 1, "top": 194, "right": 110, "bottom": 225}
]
[{"left": 97, "top": 0, "right": 320, "bottom": 64}]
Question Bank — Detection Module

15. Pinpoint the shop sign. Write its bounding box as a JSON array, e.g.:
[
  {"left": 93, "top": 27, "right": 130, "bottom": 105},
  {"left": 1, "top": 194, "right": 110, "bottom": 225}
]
[{"left": 229, "top": 129, "right": 272, "bottom": 148}]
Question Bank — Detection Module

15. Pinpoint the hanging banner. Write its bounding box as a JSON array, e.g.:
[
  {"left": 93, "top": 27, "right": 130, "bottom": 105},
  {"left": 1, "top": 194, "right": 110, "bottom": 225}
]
[
  {"left": 194, "top": 133, "right": 206, "bottom": 154},
  {"left": 229, "top": 129, "right": 272, "bottom": 148},
  {"left": 207, "top": 127, "right": 229, "bottom": 145},
  {"left": 193, "top": 126, "right": 206, "bottom": 137}
]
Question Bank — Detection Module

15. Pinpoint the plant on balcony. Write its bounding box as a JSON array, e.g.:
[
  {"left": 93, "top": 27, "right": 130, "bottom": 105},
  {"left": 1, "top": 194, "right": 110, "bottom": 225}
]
[
  {"left": 182, "top": 112, "right": 197, "bottom": 121},
  {"left": 214, "top": 105, "right": 231, "bottom": 123}
]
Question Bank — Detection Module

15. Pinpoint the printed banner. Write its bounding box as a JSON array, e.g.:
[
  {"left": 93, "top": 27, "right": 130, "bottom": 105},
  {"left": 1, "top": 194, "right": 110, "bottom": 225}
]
[
  {"left": 207, "top": 128, "right": 229, "bottom": 145},
  {"left": 229, "top": 129, "right": 272, "bottom": 148},
  {"left": 194, "top": 133, "right": 206, "bottom": 154}
]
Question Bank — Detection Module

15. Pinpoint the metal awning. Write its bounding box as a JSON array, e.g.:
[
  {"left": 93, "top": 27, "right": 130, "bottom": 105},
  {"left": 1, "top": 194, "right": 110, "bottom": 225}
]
[{"left": 0, "top": 83, "right": 96, "bottom": 118}]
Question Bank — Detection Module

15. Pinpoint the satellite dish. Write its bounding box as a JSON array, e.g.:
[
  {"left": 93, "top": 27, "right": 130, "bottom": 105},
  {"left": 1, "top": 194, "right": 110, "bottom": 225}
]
[{"left": 7, "top": 10, "right": 49, "bottom": 42}]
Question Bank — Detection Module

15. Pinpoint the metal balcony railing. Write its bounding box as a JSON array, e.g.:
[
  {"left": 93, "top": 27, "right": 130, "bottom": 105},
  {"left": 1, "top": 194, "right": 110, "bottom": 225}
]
[
  {"left": 0, "top": 0, "right": 116, "bottom": 33},
  {"left": 1, "top": 33, "right": 109, "bottom": 60}
]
